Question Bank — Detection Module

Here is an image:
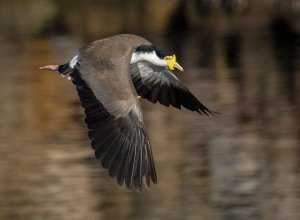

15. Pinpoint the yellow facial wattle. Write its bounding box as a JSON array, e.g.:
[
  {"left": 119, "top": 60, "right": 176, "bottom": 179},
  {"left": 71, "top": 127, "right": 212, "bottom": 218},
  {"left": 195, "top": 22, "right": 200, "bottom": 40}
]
[{"left": 164, "top": 55, "right": 184, "bottom": 71}]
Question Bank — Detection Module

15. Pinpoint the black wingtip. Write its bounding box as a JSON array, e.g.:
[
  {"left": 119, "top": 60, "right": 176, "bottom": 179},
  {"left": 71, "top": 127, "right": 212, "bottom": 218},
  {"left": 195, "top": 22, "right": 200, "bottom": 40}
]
[{"left": 200, "top": 108, "right": 221, "bottom": 117}]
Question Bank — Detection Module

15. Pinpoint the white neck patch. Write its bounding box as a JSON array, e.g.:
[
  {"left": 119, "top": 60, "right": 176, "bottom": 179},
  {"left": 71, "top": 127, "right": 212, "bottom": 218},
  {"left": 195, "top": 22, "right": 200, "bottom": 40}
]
[{"left": 131, "top": 51, "right": 167, "bottom": 67}]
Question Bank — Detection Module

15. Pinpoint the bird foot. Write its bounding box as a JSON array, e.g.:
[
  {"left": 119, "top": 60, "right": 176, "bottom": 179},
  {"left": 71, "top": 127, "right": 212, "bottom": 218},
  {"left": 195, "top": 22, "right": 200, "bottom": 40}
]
[{"left": 39, "top": 64, "right": 59, "bottom": 71}]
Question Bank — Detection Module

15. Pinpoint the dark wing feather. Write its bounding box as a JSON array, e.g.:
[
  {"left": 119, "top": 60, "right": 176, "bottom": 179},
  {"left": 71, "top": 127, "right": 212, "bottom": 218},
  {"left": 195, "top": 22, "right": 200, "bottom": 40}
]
[
  {"left": 56, "top": 35, "right": 157, "bottom": 191},
  {"left": 131, "top": 61, "right": 217, "bottom": 116},
  {"left": 69, "top": 72, "right": 156, "bottom": 190}
]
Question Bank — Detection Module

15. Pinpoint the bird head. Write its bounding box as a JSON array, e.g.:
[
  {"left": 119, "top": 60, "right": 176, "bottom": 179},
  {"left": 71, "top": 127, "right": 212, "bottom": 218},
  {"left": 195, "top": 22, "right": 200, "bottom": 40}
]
[
  {"left": 131, "top": 45, "right": 184, "bottom": 71},
  {"left": 164, "top": 54, "right": 183, "bottom": 71}
]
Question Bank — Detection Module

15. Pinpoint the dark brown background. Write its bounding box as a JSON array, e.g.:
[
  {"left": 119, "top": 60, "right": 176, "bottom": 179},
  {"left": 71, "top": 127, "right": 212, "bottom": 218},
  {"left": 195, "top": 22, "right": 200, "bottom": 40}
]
[{"left": 0, "top": 1, "right": 299, "bottom": 220}]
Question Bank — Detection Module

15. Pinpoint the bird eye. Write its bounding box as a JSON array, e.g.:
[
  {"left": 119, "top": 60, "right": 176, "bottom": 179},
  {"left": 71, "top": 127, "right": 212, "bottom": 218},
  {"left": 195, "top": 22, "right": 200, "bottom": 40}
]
[{"left": 164, "top": 55, "right": 175, "bottom": 60}]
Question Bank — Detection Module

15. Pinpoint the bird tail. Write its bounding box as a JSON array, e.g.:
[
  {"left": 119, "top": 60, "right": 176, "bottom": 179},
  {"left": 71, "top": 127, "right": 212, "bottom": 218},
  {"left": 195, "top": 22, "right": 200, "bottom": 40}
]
[{"left": 57, "top": 63, "right": 73, "bottom": 76}]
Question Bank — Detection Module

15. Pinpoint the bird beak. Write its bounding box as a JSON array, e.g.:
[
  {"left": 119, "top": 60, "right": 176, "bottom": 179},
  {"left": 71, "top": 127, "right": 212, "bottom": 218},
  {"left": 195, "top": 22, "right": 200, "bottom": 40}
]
[
  {"left": 174, "top": 61, "right": 184, "bottom": 71},
  {"left": 165, "top": 55, "right": 184, "bottom": 71}
]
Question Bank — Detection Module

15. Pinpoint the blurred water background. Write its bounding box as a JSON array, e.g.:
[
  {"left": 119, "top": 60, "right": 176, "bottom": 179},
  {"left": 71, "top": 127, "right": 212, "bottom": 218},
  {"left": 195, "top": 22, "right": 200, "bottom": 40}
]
[{"left": 0, "top": 0, "right": 299, "bottom": 220}]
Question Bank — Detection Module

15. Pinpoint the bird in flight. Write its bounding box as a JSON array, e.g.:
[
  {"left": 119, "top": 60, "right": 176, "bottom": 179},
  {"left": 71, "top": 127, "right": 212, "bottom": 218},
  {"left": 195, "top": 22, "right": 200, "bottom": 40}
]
[{"left": 40, "top": 34, "right": 217, "bottom": 191}]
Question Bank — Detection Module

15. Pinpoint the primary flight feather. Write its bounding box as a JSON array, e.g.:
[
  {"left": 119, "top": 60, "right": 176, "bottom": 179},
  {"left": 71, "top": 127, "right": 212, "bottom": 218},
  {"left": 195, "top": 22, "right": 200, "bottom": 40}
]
[{"left": 40, "top": 34, "right": 216, "bottom": 191}]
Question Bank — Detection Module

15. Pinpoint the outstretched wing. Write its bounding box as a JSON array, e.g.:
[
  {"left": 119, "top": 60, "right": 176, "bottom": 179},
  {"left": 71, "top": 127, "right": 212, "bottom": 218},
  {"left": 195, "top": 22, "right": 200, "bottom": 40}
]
[
  {"left": 130, "top": 61, "right": 217, "bottom": 116},
  {"left": 59, "top": 36, "right": 157, "bottom": 190},
  {"left": 71, "top": 72, "right": 156, "bottom": 190}
]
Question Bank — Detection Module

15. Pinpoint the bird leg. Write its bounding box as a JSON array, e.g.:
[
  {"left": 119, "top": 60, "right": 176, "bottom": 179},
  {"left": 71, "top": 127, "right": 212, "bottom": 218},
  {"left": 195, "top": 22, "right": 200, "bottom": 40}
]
[{"left": 39, "top": 64, "right": 59, "bottom": 71}]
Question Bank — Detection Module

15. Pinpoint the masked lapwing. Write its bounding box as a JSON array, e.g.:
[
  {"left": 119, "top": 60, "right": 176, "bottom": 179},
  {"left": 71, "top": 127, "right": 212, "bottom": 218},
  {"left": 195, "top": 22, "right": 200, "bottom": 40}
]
[{"left": 40, "top": 34, "right": 217, "bottom": 191}]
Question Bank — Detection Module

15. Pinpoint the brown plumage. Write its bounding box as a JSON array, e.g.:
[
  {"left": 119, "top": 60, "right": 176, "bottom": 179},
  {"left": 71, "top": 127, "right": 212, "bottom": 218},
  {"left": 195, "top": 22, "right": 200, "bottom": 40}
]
[{"left": 40, "top": 34, "right": 216, "bottom": 191}]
